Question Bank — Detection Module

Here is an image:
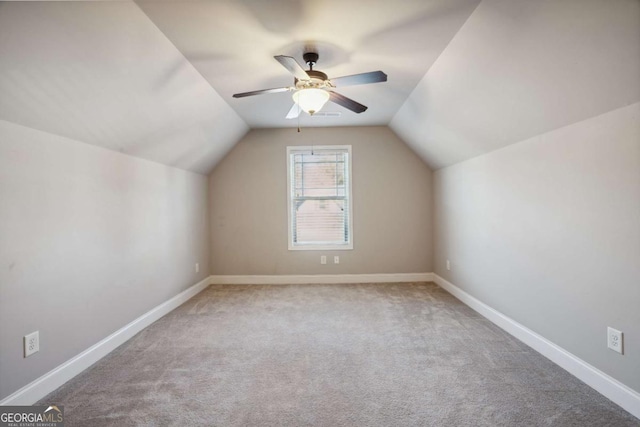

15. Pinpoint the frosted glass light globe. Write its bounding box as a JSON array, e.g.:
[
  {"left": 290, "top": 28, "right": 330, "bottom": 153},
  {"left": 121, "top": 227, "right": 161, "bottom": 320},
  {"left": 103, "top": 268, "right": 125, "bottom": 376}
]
[{"left": 292, "top": 88, "right": 330, "bottom": 115}]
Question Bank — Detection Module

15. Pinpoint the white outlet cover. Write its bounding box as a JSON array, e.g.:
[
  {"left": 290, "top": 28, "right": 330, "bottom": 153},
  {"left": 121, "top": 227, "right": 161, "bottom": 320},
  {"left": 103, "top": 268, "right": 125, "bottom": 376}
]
[
  {"left": 195, "top": 263, "right": 199, "bottom": 273},
  {"left": 320, "top": 256, "right": 327, "bottom": 265},
  {"left": 24, "top": 331, "right": 39, "bottom": 357},
  {"left": 334, "top": 256, "right": 340, "bottom": 264},
  {"left": 607, "top": 327, "right": 623, "bottom": 354}
]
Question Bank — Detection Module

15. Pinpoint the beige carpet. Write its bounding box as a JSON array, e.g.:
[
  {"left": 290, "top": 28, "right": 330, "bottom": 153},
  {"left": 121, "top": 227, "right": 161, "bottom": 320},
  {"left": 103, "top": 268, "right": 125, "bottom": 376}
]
[{"left": 40, "top": 282, "right": 638, "bottom": 426}]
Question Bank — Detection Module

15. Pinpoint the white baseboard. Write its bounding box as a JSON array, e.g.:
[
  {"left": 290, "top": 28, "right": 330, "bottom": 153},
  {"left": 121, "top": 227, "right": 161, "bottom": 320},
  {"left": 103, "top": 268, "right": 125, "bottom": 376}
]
[
  {"left": 211, "top": 272, "right": 434, "bottom": 285},
  {"left": 433, "top": 274, "right": 640, "bottom": 420},
  {"left": 8, "top": 273, "right": 635, "bottom": 419},
  {"left": 0, "top": 276, "right": 212, "bottom": 406}
]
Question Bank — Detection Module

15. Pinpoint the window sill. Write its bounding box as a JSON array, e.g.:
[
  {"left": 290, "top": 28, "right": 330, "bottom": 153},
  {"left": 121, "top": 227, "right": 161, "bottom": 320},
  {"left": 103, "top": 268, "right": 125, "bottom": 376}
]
[{"left": 288, "top": 244, "right": 353, "bottom": 251}]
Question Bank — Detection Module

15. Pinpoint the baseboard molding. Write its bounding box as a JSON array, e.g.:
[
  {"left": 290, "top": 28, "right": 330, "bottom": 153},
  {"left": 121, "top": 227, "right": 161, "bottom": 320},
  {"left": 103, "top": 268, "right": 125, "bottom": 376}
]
[
  {"left": 210, "top": 272, "right": 434, "bottom": 285},
  {"left": 8, "top": 273, "right": 635, "bottom": 418},
  {"left": 0, "top": 276, "right": 212, "bottom": 406},
  {"left": 433, "top": 274, "right": 640, "bottom": 419}
]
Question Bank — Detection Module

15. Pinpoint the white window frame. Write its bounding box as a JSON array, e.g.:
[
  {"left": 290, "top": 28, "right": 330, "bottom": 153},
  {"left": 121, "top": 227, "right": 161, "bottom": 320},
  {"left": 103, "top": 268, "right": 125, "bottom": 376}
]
[{"left": 287, "top": 145, "right": 354, "bottom": 251}]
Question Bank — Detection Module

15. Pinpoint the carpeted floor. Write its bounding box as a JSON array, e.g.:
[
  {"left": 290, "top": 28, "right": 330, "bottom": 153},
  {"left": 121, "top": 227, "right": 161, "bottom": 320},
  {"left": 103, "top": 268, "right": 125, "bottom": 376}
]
[{"left": 40, "top": 282, "right": 638, "bottom": 426}]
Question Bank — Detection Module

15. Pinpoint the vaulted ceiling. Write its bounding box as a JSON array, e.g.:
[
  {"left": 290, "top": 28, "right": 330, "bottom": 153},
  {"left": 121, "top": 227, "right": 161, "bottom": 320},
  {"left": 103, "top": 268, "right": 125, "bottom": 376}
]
[
  {"left": 391, "top": 0, "right": 640, "bottom": 169},
  {"left": 1, "top": 0, "right": 638, "bottom": 174}
]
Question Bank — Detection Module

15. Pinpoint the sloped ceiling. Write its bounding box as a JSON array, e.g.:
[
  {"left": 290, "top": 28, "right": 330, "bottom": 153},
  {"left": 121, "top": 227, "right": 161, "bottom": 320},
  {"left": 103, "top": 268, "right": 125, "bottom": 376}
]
[
  {"left": 1, "top": 0, "right": 638, "bottom": 174},
  {"left": 0, "top": 1, "right": 248, "bottom": 175},
  {"left": 390, "top": 0, "right": 640, "bottom": 169}
]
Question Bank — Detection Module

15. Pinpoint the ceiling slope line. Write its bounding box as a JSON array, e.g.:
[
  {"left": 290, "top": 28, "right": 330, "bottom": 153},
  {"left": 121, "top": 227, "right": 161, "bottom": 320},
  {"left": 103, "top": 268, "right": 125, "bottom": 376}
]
[
  {"left": 132, "top": 0, "right": 249, "bottom": 130},
  {"left": 0, "top": 118, "right": 213, "bottom": 177},
  {"left": 124, "top": 1, "right": 250, "bottom": 174},
  {"left": 388, "top": 0, "right": 483, "bottom": 128},
  {"left": 390, "top": 0, "right": 640, "bottom": 171}
]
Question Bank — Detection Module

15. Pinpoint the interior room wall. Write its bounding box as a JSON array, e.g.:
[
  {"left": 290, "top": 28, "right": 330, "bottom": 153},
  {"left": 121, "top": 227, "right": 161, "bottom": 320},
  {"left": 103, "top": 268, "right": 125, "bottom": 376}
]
[
  {"left": 208, "top": 126, "right": 433, "bottom": 275},
  {"left": 0, "top": 119, "right": 211, "bottom": 401},
  {"left": 433, "top": 103, "right": 640, "bottom": 393}
]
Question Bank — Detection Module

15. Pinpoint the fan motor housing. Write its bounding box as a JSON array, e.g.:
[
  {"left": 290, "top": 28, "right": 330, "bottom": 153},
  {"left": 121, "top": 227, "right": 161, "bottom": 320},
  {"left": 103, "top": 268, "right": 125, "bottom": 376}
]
[
  {"left": 295, "top": 70, "right": 330, "bottom": 89},
  {"left": 306, "top": 70, "right": 328, "bottom": 81}
]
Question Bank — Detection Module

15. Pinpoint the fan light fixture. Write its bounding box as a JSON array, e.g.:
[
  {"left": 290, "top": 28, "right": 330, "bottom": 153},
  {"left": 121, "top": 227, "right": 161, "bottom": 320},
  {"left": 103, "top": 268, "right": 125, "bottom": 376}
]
[{"left": 292, "top": 88, "right": 330, "bottom": 116}]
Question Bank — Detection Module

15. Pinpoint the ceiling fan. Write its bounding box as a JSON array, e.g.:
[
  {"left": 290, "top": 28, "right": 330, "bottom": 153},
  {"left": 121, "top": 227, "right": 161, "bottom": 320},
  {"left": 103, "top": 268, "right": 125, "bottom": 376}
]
[{"left": 232, "top": 51, "right": 387, "bottom": 119}]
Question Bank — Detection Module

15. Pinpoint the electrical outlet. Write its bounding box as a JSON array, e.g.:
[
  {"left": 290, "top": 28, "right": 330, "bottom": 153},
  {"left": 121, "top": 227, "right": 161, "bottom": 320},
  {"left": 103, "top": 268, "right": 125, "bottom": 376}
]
[
  {"left": 195, "top": 263, "right": 199, "bottom": 273},
  {"left": 24, "top": 331, "right": 39, "bottom": 358},
  {"left": 607, "top": 327, "right": 623, "bottom": 354},
  {"left": 446, "top": 260, "right": 451, "bottom": 271},
  {"left": 334, "top": 256, "right": 340, "bottom": 264},
  {"left": 320, "top": 256, "right": 327, "bottom": 265}
]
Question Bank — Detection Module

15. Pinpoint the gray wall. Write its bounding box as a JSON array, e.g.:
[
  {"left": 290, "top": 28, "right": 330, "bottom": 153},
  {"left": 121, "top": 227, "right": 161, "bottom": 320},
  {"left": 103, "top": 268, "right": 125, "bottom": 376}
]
[
  {"left": 433, "top": 103, "right": 640, "bottom": 392},
  {"left": 0, "top": 120, "right": 211, "bottom": 400},
  {"left": 209, "top": 126, "right": 433, "bottom": 275}
]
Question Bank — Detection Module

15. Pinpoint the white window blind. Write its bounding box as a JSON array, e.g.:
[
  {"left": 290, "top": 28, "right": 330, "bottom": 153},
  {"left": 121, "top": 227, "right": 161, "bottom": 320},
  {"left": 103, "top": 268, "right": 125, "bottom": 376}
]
[{"left": 287, "top": 146, "right": 353, "bottom": 250}]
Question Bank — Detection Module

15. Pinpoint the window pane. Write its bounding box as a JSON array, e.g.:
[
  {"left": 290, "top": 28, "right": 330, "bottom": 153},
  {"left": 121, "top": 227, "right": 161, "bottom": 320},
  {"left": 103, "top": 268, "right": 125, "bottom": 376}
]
[
  {"left": 288, "top": 146, "right": 352, "bottom": 249},
  {"left": 294, "top": 199, "right": 347, "bottom": 244},
  {"left": 293, "top": 154, "right": 346, "bottom": 198}
]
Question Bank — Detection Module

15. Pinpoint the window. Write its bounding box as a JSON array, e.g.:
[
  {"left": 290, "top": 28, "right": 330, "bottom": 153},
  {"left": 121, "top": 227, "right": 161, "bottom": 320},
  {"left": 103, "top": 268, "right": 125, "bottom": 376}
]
[{"left": 287, "top": 145, "right": 353, "bottom": 250}]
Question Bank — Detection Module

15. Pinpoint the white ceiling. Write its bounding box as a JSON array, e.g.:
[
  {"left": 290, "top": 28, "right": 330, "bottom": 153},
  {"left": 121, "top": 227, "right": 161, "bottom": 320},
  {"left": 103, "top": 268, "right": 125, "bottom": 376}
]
[{"left": 0, "top": 0, "right": 638, "bottom": 174}]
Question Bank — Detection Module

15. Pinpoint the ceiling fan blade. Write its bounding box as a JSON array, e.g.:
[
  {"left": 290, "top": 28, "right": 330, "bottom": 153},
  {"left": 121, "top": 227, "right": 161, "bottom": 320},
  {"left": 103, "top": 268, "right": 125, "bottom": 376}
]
[
  {"left": 274, "top": 55, "right": 310, "bottom": 81},
  {"left": 285, "top": 103, "right": 301, "bottom": 119},
  {"left": 232, "top": 87, "right": 290, "bottom": 98},
  {"left": 329, "top": 91, "right": 368, "bottom": 113},
  {"left": 330, "top": 71, "right": 387, "bottom": 87}
]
